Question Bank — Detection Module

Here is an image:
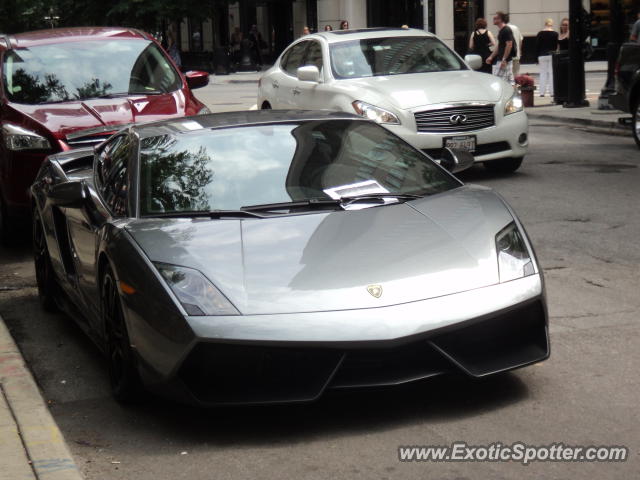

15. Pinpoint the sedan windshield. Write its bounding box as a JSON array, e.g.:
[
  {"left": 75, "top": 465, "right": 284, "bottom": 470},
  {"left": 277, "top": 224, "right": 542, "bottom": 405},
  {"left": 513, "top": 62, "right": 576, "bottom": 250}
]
[
  {"left": 2, "top": 39, "right": 181, "bottom": 104},
  {"left": 139, "top": 120, "right": 460, "bottom": 216},
  {"left": 330, "top": 36, "right": 466, "bottom": 79}
]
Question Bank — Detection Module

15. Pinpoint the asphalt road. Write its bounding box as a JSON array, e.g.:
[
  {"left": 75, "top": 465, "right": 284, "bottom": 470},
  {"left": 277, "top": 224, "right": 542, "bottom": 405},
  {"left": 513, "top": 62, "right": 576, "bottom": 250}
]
[{"left": 0, "top": 120, "right": 638, "bottom": 479}]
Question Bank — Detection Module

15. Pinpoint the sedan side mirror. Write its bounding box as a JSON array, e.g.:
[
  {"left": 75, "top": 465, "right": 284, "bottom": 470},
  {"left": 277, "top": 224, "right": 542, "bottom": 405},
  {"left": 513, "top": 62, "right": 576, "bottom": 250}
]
[
  {"left": 297, "top": 65, "right": 320, "bottom": 83},
  {"left": 464, "top": 54, "right": 483, "bottom": 71},
  {"left": 47, "top": 181, "right": 87, "bottom": 208},
  {"left": 185, "top": 70, "right": 210, "bottom": 90},
  {"left": 439, "top": 148, "right": 475, "bottom": 174}
]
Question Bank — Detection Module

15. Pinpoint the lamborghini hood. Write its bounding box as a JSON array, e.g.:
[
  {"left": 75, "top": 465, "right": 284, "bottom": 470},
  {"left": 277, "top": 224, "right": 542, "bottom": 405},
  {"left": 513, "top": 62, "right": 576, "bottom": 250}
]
[{"left": 127, "top": 186, "right": 514, "bottom": 315}]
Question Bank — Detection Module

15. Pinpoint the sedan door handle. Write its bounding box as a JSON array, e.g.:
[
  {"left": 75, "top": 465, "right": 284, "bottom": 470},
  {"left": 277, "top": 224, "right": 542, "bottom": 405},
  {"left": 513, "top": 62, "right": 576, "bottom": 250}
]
[{"left": 292, "top": 87, "right": 301, "bottom": 96}]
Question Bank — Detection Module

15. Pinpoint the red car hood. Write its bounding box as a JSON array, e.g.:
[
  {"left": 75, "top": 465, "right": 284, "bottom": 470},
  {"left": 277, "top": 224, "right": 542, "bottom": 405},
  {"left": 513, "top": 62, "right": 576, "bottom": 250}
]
[{"left": 12, "top": 91, "right": 188, "bottom": 140}]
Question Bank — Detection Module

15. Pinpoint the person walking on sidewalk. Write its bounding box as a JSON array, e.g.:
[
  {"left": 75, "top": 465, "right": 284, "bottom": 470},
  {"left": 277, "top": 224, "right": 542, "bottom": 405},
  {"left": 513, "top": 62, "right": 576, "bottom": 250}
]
[
  {"left": 508, "top": 21, "right": 524, "bottom": 76},
  {"left": 558, "top": 18, "right": 570, "bottom": 50},
  {"left": 486, "top": 11, "right": 516, "bottom": 85},
  {"left": 469, "top": 17, "right": 495, "bottom": 74},
  {"left": 536, "top": 18, "right": 559, "bottom": 97}
]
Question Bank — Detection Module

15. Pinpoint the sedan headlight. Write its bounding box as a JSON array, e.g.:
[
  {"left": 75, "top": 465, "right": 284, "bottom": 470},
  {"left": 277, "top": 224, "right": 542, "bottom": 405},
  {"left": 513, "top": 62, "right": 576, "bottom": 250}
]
[
  {"left": 352, "top": 101, "right": 400, "bottom": 125},
  {"left": 155, "top": 262, "right": 239, "bottom": 316},
  {"left": 504, "top": 93, "right": 524, "bottom": 115},
  {"left": 2, "top": 123, "right": 51, "bottom": 151},
  {"left": 495, "top": 223, "right": 535, "bottom": 283},
  {"left": 197, "top": 106, "right": 212, "bottom": 115}
]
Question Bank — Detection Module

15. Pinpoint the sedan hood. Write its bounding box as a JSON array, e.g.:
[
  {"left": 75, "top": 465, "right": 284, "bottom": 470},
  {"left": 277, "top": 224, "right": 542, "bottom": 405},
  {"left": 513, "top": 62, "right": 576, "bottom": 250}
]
[
  {"left": 127, "top": 186, "right": 514, "bottom": 315},
  {"left": 338, "top": 70, "right": 505, "bottom": 110},
  {"left": 10, "top": 91, "right": 187, "bottom": 140}
]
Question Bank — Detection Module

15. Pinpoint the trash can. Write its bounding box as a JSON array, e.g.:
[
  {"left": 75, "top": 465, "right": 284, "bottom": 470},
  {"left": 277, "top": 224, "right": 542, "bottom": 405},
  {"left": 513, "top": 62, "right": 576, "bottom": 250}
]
[
  {"left": 213, "top": 47, "right": 230, "bottom": 75},
  {"left": 552, "top": 51, "right": 569, "bottom": 105}
]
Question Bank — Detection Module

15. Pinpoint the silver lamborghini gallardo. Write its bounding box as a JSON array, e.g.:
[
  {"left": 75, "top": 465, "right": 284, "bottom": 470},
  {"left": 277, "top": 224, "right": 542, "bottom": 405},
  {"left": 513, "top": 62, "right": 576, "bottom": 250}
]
[{"left": 31, "top": 110, "right": 549, "bottom": 405}]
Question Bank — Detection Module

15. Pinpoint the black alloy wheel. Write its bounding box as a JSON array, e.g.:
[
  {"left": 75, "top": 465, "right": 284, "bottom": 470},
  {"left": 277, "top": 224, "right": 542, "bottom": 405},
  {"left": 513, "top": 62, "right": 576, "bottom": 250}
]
[
  {"left": 32, "top": 208, "right": 59, "bottom": 312},
  {"left": 101, "top": 266, "right": 144, "bottom": 403}
]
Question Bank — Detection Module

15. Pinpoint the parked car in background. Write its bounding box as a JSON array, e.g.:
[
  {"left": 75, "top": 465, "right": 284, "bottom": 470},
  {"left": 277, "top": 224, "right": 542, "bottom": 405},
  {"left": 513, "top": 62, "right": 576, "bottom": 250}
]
[
  {"left": 609, "top": 42, "right": 640, "bottom": 148},
  {"left": 257, "top": 28, "right": 528, "bottom": 175},
  {"left": 0, "top": 27, "right": 210, "bottom": 242},
  {"left": 31, "top": 110, "right": 548, "bottom": 405}
]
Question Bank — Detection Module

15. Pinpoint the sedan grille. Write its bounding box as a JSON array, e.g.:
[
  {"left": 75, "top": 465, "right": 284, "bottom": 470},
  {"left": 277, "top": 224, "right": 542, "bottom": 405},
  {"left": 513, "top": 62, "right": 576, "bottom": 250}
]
[{"left": 414, "top": 105, "right": 495, "bottom": 133}]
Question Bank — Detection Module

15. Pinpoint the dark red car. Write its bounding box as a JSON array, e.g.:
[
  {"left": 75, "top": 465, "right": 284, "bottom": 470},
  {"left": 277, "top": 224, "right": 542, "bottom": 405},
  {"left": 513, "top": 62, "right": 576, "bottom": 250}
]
[{"left": 0, "top": 27, "right": 210, "bottom": 241}]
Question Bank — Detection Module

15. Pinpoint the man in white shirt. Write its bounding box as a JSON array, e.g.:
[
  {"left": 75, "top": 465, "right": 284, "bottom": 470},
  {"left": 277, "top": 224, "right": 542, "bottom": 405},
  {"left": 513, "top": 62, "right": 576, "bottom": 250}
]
[{"left": 508, "top": 21, "right": 524, "bottom": 76}]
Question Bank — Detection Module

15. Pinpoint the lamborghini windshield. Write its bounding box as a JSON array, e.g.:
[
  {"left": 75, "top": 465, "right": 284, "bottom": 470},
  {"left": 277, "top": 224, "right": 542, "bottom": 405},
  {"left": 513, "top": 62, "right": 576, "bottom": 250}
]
[
  {"left": 138, "top": 119, "right": 460, "bottom": 216},
  {"left": 2, "top": 39, "right": 181, "bottom": 104},
  {"left": 330, "top": 36, "right": 466, "bottom": 79}
]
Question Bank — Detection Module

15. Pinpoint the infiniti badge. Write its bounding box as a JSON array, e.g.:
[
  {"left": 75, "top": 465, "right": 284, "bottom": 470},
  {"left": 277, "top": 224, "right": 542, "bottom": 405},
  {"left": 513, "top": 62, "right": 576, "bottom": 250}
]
[{"left": 449, "top": 114, "right": 468, "bottom": 125}]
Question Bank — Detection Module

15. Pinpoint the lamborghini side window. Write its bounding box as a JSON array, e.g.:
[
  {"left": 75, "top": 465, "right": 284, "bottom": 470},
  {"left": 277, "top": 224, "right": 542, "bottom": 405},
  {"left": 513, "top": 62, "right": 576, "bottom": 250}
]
[{"left": 97, "top": 135, "right": 130, "bottom": 217}]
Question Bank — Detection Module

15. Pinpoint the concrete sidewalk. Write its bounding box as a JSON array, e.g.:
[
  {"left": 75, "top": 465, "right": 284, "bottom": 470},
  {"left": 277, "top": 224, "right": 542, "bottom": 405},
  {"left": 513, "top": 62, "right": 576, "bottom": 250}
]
[{"left": 0, "top": 316, "right": 83, "bottom": 480}]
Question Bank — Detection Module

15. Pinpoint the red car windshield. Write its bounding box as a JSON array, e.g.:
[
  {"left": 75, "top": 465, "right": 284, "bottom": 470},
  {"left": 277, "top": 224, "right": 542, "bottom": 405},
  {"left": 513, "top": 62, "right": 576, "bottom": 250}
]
[{"left": 2, "top": 39, "right": 182, "bottom": 104}]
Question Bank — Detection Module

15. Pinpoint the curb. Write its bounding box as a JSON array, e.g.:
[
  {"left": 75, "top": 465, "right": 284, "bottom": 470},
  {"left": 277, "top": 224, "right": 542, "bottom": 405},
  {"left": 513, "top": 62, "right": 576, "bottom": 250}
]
[
  {"left": 526, "top": 110, "right": 631, "bottom": 135},
  {"left": 0, "top": 316, "right": 83, "bottom": 480}
]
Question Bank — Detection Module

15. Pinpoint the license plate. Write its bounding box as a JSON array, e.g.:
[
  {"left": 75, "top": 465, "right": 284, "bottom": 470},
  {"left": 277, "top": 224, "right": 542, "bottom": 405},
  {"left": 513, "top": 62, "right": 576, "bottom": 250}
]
[{"left": 444, "top": 135, "right": 476, "bottom": 152}]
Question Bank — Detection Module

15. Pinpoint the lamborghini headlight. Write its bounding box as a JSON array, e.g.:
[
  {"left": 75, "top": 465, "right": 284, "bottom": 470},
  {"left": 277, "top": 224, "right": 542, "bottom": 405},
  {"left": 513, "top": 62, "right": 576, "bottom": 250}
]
[
  {"left": 2, "top": 123, "right": 51, "bottom": 151},
  {"left": 155, "top": 263, "right": 239, "bottom": 316},
  {"left": 495, "top": 223, "right": 535, "bottom": 283},
  {"left": 504, "top": 93, "right": 524, "bottom": 115},
  {"left": 352, "top": 100, "right": 400, "bottom": 125}
]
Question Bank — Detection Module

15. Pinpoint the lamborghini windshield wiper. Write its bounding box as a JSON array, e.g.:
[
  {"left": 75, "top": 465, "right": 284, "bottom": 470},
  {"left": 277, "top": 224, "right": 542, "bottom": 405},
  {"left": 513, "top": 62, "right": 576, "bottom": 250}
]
[
  {"left": 146, "top": 210, "right": 266, "bottom": 219},
  {"left": 241, "top": 194, "right": 423, "bottom": 212},
  {"left": 241, "top": 198, "right": 342, "bottom": 212},
  {"left": 340, "top": 193, "right": 423, "bottom": 205}
]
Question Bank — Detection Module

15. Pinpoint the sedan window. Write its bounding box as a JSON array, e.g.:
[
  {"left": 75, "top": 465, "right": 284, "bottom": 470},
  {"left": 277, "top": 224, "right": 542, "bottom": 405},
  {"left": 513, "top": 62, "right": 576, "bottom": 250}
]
[
  {"left": 281, "top": 41, "right": 309, "bottom": 76},
  {"left": 138, "top": 120, "right": 460, "bottom": 216},
  {"left": 304, "top": 41, "right": 324, "bottom": 73},
  {"left": 330, "top": 36, "right": 466, "bottom": 79}
]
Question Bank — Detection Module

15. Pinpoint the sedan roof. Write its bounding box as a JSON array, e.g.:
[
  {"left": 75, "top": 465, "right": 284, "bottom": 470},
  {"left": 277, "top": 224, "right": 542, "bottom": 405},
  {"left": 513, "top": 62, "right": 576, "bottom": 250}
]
[
  {"left": 4, "top": 27, "right": 149, "bottom": 48},
  {"left": 311, "top": 27, "right": 434, "bottom": 44},
  {"left": 132, "top": 110, "right": 364, "bottom": 139}
]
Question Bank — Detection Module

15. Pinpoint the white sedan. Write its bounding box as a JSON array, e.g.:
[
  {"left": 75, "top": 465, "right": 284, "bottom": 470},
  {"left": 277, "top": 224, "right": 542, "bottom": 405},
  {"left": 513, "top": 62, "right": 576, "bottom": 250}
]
[{"left": 258, "top": 28, "right": 528, "bottom": 173}]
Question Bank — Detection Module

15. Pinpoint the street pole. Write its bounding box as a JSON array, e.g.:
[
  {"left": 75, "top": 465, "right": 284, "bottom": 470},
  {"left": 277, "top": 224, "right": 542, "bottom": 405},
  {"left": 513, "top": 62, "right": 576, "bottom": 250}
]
[
  {"left": 597, "top": 0, "right": 625, "bottom": 110},
  {"left": 565, "top": 0, "right": 589, "bottom": 108}
]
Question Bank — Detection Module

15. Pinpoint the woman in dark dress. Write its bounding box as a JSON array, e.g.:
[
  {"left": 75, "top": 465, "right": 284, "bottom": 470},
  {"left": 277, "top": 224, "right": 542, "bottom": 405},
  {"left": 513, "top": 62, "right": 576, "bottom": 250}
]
[
  {"left": 468, "top": 18, "right": 496, "bottom": 74},
  {"left": 558, "top": 17, "right": 570, "bottom": 50}
]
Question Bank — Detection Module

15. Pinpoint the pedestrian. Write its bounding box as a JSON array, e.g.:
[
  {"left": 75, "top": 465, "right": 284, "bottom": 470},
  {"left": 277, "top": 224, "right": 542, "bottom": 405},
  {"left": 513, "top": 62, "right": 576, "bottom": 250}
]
[
  {"left": 630, "top": 12, "right": 640, "bottom": 42},
  {"left": 536, "top": 18, "right": 558, "bottom": 97},
  {"left": 468, "top": 17, "right": 495, "bottom": 74},
  {"left": 324, "top": 25, "right": 333, "bottom": 31},
  {"left": 507, "top": 19, "right": 523, "bottom": 76},
  {"left": 302, "top": 26, "right": 311, "bottom": 36},
  {"left": 167, "top": 30, "right": 181, "bottom": 70},
  {"left": 486, "top": 11, "right": 516, "bottom": 85},
  {"left": 230, "top": 26, "right": 243, "bottom": 64},
  {"left": 340, "top": 20, "right": 349, "bottom": 30},
  {"left": 558, "top": 18, "right": 570, "bottom": 50},
  {"left": 248, "top": 24, "right": 265, "bottom": 69}
]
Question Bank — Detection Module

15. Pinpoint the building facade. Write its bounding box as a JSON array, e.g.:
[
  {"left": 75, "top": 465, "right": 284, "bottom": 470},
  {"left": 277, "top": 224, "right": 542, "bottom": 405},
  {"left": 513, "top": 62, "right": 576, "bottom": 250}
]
[{"left": 177, "top": 0, "right": 637, "bottom": 69}]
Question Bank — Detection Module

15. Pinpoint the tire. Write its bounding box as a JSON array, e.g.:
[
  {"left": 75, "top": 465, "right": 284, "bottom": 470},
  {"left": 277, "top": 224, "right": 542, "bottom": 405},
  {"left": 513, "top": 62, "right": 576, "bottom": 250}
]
[
  {"left": 632, "top": 98, "right": 640, "bottom": 149},
  {"left": 32, "top": 208, "right": 59, "bottom": 312},
  {"left": 101, "top": 266, "right": 145, "bottom": 403},
  {"left": 483, "top": 157, "right": 523, "bottom": 174}
]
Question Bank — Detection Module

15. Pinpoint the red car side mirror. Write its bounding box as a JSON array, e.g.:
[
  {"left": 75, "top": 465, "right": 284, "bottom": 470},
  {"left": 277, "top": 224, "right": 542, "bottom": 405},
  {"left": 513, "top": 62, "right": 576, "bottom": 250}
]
[{"left": 185, "top": 71, "right": 210, "bottom": 90}]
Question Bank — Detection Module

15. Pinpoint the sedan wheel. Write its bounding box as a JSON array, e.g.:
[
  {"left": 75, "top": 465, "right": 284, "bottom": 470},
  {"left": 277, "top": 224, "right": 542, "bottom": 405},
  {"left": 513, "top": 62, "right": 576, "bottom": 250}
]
[
  {"left": 32, "top": 209, "right": 58, "bottom": 312},
  {"left": 483, "top": 157, "right": 523, "bottom": 174},
  {"left": 101, "top": 267, "right": 144, "bottom": 403},
  {"left": 0, "top": 192, "right": 15, "bottom": 246},
  {"left": 632, "top": 99, "right": 640, "bottom": 149}
]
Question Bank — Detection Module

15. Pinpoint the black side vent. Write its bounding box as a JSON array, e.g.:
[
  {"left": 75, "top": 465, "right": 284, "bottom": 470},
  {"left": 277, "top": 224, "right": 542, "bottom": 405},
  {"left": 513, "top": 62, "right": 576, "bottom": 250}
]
[{"left": 51, "top": 207, "right": 76, "bottom": 276}]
